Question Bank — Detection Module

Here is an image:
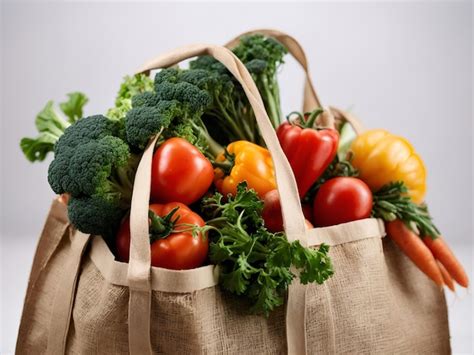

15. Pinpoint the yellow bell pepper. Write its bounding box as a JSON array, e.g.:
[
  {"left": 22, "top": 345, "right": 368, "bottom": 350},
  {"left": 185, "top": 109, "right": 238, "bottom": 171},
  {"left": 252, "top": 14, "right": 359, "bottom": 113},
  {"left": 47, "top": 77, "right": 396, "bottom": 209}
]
[
  {"left": 350, "top": 129, "right": 426, "bottom": 204},
  {"left": 214, "top": 141, "right": 276, "bottom": 198}
]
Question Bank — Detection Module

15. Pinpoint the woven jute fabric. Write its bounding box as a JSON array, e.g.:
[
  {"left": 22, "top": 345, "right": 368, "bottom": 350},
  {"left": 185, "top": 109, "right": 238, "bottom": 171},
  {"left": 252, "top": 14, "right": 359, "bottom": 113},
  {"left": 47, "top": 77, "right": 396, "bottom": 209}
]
[{"left": 16, "top": 202, "right": 450, "bottom": 354}]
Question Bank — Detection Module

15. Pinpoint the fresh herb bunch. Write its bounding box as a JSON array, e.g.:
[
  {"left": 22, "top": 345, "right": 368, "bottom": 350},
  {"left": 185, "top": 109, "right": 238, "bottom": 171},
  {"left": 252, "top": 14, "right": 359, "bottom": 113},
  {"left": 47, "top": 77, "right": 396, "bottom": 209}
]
[
  {"left": 372, "top": 181, "right": 440, "bottom": 238},
  {"left": 202, "top": 182, "right": 333, "bottom": 316}
]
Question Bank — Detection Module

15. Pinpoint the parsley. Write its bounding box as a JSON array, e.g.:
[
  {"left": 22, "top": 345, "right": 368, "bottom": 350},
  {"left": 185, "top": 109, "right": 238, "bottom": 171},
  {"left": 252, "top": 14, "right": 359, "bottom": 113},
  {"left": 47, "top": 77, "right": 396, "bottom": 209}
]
[{"left": 202, "top": 183, "right": 333, "bottom": 316}]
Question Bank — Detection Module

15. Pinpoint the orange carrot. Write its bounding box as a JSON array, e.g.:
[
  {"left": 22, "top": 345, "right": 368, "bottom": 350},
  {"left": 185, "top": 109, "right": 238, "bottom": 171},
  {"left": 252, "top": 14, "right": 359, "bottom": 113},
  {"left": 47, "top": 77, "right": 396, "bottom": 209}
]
[
  {"left": 423, "top": 236, "right": 469, "bottom": 288},
  {"left": 437, "top": 261, "right": 455, "bottom": 292},
  {"left": 386, "top": 220, "right": 443, "bottom": 287}
]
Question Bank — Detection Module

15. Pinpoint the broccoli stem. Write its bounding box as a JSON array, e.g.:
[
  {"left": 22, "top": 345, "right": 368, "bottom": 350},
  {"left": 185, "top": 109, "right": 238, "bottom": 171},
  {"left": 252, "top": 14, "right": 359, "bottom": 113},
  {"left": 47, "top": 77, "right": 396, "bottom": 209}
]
[
  {"left": 47, "top": 120, "right": 70, "bottom": 138},
  {"left": 260, "top": 76, "right": 281, "bottom": 129},
  {"left": 191, "top": 120, "right": 223, "bottom": 158},
  {"left": 215, "top": 97, "right": 249, "bottom": 141},
  {"left": 228, "top": 101, "right": 255, "bottom": 142},
  {"left": 109, "top": 153, "right": 140, "bottom": 208},
  {"left": 271, "top": 77, "right": 283, "bottom": 127}
]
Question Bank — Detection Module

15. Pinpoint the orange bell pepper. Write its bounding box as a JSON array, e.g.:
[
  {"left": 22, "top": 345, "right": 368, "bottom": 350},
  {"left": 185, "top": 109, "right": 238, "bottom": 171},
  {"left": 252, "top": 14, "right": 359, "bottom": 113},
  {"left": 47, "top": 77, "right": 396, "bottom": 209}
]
[
  {"left": 350, "top": 129, "right": 426, "bottom": 203},
  {"left": 214, "top": 141, "right": 276, "bottom": 198}
]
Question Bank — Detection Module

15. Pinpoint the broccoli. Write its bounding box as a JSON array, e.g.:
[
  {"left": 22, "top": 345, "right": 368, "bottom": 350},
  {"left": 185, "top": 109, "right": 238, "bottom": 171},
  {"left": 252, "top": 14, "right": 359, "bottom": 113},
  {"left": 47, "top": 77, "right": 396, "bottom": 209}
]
[
  {"left": 179, "top": 66, "right": 257, "bottom": 145},
  {"left": 67, "top": 196, "right": 125, "bottom": 237},
  {"left": 125, "top": 101, "right": 181, "bottom": 149},
  {"left": 233, "top": 35, "right": 287, "bottom": 129},
  {"left": 124, "top": 68, "right": 223, "bottom": 157},
  {"left": 107, "top": 74, "right": 154, "bottom": 121},
  {"left": 48, "top": 115, "right": 137, "bottom": 238},
  {"left": 190, "top": 34, "right": 288, "bottom": 138},
  {"left": 20, "top": 92, "right": 88, "bottom": 162}
]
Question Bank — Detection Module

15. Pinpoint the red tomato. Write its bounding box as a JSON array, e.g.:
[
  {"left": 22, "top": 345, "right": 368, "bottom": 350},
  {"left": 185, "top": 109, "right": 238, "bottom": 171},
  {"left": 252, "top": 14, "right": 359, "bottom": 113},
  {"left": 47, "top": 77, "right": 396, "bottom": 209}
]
[
  {"left": 302, "top": 204, "right": 313, "bottom": 224},
  {"left": 313, "top": 177, "right": 373, "bottom": 227},
  {"left": 262, "top": 189, "right": 313, "bottom": 232},
  {"left": 151, "top": 138, "right": 213, "bottom": 205},
  {"left": 116, "top": 202, "right": 208, "bottom": 270}
]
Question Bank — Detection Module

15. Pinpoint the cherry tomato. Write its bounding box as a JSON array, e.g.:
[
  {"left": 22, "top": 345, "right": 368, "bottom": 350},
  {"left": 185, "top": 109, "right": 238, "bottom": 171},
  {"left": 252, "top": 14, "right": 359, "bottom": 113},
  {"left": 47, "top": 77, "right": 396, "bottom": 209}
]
[
  {"left": 262, "top": 189, "right": 313, "bottom": 232},
  {"left": 116, "top": 202, "right": 208, "bottom": 270},
  {"left": 151, "top": 138, "right": 213, "bottom": 205},
  {"left": 313, "top": 177, "right": 373, "bottom": 227}
]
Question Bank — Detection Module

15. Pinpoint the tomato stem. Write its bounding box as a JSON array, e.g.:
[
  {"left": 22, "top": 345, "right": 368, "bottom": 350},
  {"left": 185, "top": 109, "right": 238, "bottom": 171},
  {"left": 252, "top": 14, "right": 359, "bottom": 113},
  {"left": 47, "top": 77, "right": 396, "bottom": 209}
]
[{"left": 149, "top": 207, "right": 180, "bottom": 243}]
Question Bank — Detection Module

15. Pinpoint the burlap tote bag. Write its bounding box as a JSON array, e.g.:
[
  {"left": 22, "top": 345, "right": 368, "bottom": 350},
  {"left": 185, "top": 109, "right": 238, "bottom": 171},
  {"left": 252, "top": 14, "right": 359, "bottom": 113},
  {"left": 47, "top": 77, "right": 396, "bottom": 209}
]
[{"left": 16, "top": 30, "right": 450, "bottom": 354}]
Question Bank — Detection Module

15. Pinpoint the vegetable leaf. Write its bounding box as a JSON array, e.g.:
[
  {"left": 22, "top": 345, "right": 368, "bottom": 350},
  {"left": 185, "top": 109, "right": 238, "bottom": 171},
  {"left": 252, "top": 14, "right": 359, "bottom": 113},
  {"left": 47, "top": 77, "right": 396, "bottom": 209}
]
[
  {"left": 203, "top": 182, "right": 333, "bottom": 316},
  {"left": 372, "top": 181, "right": 440, "bottom": 238},
  {"left": 59, "top": 92, "right": 89, "bottom": 123}
]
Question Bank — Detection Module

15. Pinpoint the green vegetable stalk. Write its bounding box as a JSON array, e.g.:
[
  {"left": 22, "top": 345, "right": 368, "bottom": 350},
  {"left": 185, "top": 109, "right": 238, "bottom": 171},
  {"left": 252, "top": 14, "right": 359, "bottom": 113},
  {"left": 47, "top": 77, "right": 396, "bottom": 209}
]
[
  {"left": 190, "top": 34, "right": 288, "bottom": 145},
  {"left": 372, "top": 181, "right": 440, "bottom": 238},
  {"left": 48, "top": 115, "right": 138, "bottom": 238}
]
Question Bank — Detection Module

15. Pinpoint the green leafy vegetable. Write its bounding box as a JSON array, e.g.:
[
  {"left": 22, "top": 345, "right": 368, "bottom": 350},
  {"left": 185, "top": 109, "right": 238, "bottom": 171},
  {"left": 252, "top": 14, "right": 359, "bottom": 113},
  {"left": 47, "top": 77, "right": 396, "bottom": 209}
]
[
  {"left": 372, "top": 181, "right": 440, "bottom": 238},
  {"left": 60, "top": 92, "right": 89, "bottom": 123},
  {"left": 107, "top": 74, "right": 154, "bottom": 121},
  {"left": 233, "top": 34, "right": 287, "bottom": 129},
  {"left": 202, "top": 182, "right": 333, "bottom": 316},
  {"left": 190, "top": 34, "right": 288, "bottom": 144},
  {"left": 48, "top": 115, "right": 138, "bottom": 237},
  {"left": 20, "top": 92, "right": 88, "bottom": 162},
  {"left": 125, "top": 68, "right": 222, "bottom": 156}
]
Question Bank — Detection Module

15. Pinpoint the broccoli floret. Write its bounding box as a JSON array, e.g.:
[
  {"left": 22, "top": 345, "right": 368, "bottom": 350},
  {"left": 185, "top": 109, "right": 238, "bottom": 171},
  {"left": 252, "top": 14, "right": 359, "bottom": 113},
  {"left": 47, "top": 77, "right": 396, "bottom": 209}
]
[
  {"left": 188, "top": 34, "right": 287, "bottom": 138},
  {"left": 68, "top": 196, "right": 125, "bottom": 237},
  {"left": 233, "top": 35, "right": 287, "bottom": 129},
  {"left": 124, "top": 68, "right": 223, "bottom": 156},
  {"left": 185, "top": 62, "right": 258, "bottom": 145},
  {"left": 54, "top": 114, "right": 123, "bottom": 155},
  {"left": 48, "top": 114, "right": 136, "bottom": 237},
  {"left": 125, "top": 100, "right": 182, "bottom": 149},
  {"left": 20, "top": 92, "right": 88, "bottom": 162},
  {"left": 107, "top": 74, "right": 154, "bottom": 121},
  {"left": 132, "top": 92, "right": 160, "bottom": 108},
  {"left": 68, "top": 136, "right": 130, "bottom": 199}
]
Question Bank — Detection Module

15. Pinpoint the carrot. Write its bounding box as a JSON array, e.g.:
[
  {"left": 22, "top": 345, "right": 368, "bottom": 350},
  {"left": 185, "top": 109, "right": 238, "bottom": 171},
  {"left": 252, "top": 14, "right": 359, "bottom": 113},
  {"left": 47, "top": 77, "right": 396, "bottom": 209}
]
[
  {"left": 437, "top": 261, "right": 455, "bottom": 291},
  {"left": 423, "top": 236, "right": 469, "bottom": 288},
  {"left": 386, "top": 220, "right": 443, "bottom": 287}
]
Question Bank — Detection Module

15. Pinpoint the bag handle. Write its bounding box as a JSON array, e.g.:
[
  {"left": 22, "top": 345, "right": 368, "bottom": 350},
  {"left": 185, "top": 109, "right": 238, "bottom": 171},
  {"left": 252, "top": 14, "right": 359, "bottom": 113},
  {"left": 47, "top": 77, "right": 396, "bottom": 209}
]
[
  {"left": 226, "top": 28, "right": 365, "bottom": 134},
  {"left": 225, "top": 28, "right": 334, "bottom": 128},
  {"left": 127, "top": 44, "right": 310, "bottom": 354},
  {"left": 134, "top": 44, "right": 308, "bottom": 241}
]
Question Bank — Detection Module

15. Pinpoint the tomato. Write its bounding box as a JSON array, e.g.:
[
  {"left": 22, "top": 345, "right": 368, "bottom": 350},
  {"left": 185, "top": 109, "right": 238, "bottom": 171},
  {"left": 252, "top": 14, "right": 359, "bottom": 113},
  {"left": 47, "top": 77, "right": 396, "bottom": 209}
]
[
  {"left": 151, "top": 138, "right": 214, "bottom": 205},
  {"left": 313, "top": 177, "right": 373, "bottom": 227},
  {"left": 262, "top": 189, "right": 313, "bottom": 232},
  {"left": 116, "top": 202, "right": 208, "bottom": 270},
  {"left": 302, "top": 204, "right": 313, "bottom": 224}
]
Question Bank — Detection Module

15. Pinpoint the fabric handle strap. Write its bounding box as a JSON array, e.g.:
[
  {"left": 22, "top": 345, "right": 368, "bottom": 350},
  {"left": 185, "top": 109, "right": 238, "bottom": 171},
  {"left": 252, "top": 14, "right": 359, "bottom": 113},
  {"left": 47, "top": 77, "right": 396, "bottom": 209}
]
[
  {"left": 227, "top": 29, "right": 364, "bottom": 134},
  {"left": 225, "top": 28, "right": 334, "bottom": 128},
  {"left": 131, "top": 43, "right": 308, "bottom": 355},
  {"left": 135, "top": 44, "right": 307, "bottom": 242},
  {"left": 46, "top": 230, "right": 91, "bottom": 354}
]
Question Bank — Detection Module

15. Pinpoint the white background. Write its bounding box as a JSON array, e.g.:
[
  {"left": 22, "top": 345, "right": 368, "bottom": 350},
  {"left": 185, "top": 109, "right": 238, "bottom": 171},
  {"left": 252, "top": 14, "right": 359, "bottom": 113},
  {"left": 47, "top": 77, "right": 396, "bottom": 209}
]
[{"left": 1, "top": 1, "right": 472, "bottom": 354}]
